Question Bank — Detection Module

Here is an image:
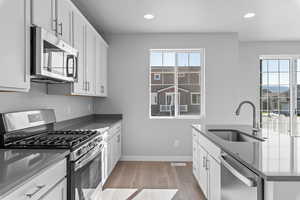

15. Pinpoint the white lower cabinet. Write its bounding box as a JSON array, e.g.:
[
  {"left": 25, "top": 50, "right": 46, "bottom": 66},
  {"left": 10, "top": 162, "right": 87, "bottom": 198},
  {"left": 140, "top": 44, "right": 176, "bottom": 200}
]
[
  {"left": 2, "top": 159, "right": 66, "bottom": 200},
  {"left": 192, "top": 128, "right": 221, "bottom": 200},
  {"left": 40, "top": 178, "right": 67, "bottom": 200},
  {"left": 102, "top": 122, "right": 122, "bottom": 184}
]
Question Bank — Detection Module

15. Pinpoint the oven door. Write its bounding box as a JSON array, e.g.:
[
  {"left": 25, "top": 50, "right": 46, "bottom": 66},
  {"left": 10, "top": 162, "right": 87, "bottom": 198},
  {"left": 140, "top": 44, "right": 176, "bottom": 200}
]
[{"left": 71, "top": 144, "right": 103, "bottom": 200}]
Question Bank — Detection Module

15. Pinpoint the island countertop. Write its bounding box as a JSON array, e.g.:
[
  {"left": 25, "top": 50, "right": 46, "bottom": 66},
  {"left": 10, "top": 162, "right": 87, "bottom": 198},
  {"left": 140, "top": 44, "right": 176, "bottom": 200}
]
[
  {"left": 192, "top": 124, "right": 300, "bottom": 181},
  {"left": 0, "top": 149, "right": 69, "bottom": 197}
]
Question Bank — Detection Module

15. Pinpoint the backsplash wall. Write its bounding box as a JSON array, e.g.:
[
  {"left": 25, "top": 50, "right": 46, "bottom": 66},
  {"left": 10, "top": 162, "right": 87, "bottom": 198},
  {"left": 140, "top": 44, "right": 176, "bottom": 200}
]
[{"left": 0, "top": 83, "right": 94, "bottom": 122}]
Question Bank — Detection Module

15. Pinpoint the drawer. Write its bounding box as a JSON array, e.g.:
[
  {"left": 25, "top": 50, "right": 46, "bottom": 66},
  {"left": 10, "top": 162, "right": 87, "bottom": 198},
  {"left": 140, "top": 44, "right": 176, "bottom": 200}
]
[
  {"left": 3, "top": 159, "right": 66, "bottom": 200},
  {"left": 108, "top": 122, "right": 122, "bottom": 140},
  {"left": 194, "top": 128, "right": 221, "bottom": 162}
]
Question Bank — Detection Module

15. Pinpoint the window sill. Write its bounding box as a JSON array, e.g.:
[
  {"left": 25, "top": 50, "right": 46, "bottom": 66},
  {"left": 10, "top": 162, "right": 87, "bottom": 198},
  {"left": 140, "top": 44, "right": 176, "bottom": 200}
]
[{"left": 150, "top": 115, "right": 203, "bottom": 120}]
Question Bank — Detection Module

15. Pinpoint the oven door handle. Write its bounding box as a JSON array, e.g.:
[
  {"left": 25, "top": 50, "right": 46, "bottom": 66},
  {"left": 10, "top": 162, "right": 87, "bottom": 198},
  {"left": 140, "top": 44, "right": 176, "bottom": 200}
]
[
  {"left": 74, "top": 145, "right": 103, "bottom": 171},
  {"left": 220, "top": 155, "right": 257, "bottom": 187}
]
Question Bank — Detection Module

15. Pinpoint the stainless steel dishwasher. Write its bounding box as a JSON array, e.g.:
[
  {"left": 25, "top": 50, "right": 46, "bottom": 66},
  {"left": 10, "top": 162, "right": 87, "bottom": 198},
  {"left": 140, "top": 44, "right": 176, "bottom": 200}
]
[{"left": 220, "top": 152, "right": 264, "bottom": 200}]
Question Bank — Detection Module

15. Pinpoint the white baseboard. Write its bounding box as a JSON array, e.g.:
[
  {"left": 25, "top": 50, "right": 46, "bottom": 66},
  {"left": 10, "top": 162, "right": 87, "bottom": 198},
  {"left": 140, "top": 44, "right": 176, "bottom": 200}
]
[{"left": 120, "top": 155, "right": 192, "bottom": 162}]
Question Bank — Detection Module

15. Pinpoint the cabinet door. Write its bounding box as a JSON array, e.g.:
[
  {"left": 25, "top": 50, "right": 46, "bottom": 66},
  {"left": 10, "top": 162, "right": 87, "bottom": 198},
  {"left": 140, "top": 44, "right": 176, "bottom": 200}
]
[
  {"left": 0, "top": 0, "right": 30, "bottom": 92},
  {"left": 41, "top": 178, "right": 67, "bottom": 200},
  {"left": 56, "top": 0, "right": 73, "bottom": 44},
  {"left": 116, "top": 133, "right": 122, "bottom": 161},
  {"left": 107, "top": 139, "right": 113, "bottom": 176},
  {"left": 208, "top": 157, "right": 221, "bottom": 200},
  {"left": 95, "top": 36, "right": 101, "bottom": 96},
  {"left": 85, "top": 25, "right": 96, "bottom": 95},
  {"left": 198, "top": 146, "right": 208, "bottom": 198},
  {"left": 99, "top": 40, "right": 108, "bottom": 96},
  {"left": 72, "top": 10, "right": 86, "bottom": 95},
  {"left": 95, "top": 36, "right": 108, "bottom": 97},
  {"left": 192, "top": 140, "right": 198, "bottom": 179},
  {"left": 31, "top": 0, "right": 56, "bottom": 34},
  {"left": 102, "top": 143, "right": 108, "bottom": 184}
]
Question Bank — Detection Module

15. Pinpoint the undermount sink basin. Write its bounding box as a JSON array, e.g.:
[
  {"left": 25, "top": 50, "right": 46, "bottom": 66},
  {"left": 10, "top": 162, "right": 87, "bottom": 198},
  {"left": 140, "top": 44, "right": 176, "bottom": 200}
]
[{"left": 208, "top": 129, "right": 265, "bottom": 142}]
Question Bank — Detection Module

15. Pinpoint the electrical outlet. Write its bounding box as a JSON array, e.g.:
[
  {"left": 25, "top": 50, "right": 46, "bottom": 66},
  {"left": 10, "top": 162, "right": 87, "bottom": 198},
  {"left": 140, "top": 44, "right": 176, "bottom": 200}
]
[{"left": 173, "top": 139, "right": 180, "bottom": 148}]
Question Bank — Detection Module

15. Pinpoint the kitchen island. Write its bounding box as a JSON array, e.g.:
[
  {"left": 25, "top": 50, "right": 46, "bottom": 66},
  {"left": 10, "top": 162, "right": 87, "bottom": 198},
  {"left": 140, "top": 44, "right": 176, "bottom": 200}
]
[{"left": 192, "top": 124, "right": 300, "bottom": 200}]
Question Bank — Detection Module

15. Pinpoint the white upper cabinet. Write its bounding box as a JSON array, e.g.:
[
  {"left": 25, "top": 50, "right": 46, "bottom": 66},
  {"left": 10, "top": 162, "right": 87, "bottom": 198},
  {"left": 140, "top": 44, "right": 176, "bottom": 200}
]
[
  {"left": 3, "top": 0, "right": 108, "bottom": 95},
  {"left": 31, "top": 0, "right": 56, "bottom": 34},
  {"left": 72, "top": 9, "right": 86, "bottom": 95},
  {"left": 32, "top": 0, "right": 73, "bottom": 44},
  {"left": 56, "top": 0, "right": 73, "bottom": 44},
  {"left": 0, "top": 0, "right": 30, "bottom": 92},
  {"left": 96, "top": 36, "right": 108, "bottom": 97},
  {"left": 85, "top": 25, "right": 96, "bottom": 95}
]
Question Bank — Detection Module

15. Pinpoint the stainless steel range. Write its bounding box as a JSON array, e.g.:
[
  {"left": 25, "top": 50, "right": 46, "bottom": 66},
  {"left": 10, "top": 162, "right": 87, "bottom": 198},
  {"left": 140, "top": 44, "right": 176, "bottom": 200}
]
[{"left": 0, "top": 109, "right": 106, "bottom": 200}]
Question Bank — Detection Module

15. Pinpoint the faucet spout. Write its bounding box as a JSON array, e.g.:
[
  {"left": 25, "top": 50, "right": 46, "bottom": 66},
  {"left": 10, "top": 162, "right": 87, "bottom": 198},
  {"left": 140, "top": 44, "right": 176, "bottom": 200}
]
[{"left": 235, "top": 101, "right": 259, "bottom": 135}]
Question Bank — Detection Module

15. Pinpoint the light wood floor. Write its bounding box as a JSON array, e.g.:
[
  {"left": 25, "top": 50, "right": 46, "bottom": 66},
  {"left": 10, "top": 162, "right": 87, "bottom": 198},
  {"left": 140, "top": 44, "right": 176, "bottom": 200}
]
[{"left": 103, "top": 161, "right": 205, "bottom": 200}]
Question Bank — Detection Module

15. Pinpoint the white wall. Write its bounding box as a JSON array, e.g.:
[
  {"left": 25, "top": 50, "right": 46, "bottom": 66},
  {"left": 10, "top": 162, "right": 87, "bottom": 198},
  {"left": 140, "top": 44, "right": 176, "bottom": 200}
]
[
  {"left": 0, "top": 83, "right": 94, "bottom": 122},
  {"left": 238, "top": 41, "right": 300, "bottom": 124},
  {"left": 95, "top": 33, "right": 241, "bottom": 160}
]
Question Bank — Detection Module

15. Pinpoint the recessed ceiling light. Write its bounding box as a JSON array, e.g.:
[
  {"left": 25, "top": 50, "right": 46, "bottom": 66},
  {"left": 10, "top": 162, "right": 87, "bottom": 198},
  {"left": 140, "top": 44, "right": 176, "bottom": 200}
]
[
  {"left": 144, "top": 14, "right": 155, "bottom": 20},
  {"left": 244, "top": 13, "right": 256, "bottom": 19}
]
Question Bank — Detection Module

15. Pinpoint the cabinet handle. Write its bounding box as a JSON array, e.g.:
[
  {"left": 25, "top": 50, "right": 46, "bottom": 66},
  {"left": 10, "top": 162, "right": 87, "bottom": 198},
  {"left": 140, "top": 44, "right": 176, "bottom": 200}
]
[
  {"left": 202, "top": 157, "right": 206, "bottom": 168},
  {"left": 59, "top": 22, "right": 63, "bottom": 36},
  {"left": 206, "top": 158, "right": 210, "bottom": 170},
  {"left": 25, "top": 185, "right": 46, "bottom": 198},
  {"left": 87, "top": 81, "right": 90, "bottom": 91}
]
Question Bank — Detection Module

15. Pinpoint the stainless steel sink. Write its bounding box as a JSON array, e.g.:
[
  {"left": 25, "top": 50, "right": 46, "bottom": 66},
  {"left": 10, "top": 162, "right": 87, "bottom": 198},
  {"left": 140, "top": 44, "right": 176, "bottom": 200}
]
[{"left": 208, "top": 129, "right": 265, "bottom": 142}]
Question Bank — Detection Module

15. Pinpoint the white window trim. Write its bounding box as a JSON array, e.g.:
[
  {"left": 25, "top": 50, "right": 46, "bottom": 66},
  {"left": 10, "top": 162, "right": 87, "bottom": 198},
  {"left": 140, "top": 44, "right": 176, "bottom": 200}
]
[
  {"left": 191, "top": 92, "right": 201, "bottom": 105},
  {"left": 149, "top": 49, "right": 206, "bottom": 120}
]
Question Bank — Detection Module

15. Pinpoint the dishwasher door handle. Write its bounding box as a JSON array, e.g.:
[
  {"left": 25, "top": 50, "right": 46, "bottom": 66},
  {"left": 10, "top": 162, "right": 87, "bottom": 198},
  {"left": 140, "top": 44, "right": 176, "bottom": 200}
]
[{"left": 220, "top": 155, "right": 257, "bottom": 187}]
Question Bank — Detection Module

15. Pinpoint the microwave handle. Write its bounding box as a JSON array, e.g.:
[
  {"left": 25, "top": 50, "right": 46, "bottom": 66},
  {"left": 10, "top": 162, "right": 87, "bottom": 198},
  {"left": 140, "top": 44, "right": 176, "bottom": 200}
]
[{"left": 66, "top": 56, "right": 78, "bottom": 79}]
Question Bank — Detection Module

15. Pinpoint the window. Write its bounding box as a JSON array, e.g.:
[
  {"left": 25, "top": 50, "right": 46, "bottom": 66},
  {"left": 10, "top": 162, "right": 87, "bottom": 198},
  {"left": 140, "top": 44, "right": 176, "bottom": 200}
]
[
  {"left": 191, "top": 93, "right": 201, "bottom": 105},
  {"left": 149, "top": 49, "right": 204, "bottom": 118},
  {"left": 260, "top": 56, "right": 300, "bottom": 136},
  {"left": 154, "top": 73, "right": 161, "bottom": 80}
]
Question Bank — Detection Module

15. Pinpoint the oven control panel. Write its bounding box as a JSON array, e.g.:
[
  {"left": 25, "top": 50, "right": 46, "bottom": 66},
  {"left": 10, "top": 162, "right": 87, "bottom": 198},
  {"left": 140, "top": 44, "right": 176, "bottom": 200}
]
[{"left": 70, "top": 134, "right": 103, "bottom": 161}]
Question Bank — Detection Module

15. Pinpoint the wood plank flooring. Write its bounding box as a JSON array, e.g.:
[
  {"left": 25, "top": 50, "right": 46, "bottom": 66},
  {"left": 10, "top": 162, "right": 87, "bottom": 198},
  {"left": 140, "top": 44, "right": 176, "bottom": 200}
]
[{"left": 103, "top": 161, "right": 205, "bottom": 200}]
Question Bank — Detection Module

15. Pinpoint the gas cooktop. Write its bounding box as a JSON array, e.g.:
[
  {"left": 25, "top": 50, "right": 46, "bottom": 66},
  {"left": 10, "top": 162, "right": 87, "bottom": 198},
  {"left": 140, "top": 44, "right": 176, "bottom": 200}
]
[{"left": 6, "top": 130, "right": 99, "bottom": 149}]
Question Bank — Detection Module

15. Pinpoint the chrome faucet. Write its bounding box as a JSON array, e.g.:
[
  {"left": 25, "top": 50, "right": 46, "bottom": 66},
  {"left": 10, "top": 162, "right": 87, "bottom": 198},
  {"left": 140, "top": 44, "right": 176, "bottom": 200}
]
[{"left": 235, "top": 101, "right": 260, "bottom": 135}]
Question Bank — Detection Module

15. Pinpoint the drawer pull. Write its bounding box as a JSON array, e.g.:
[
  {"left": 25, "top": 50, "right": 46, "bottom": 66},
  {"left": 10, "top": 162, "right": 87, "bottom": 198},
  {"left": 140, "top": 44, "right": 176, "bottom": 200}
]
[{"left": 25, "top": 185, "right": 46, "bottom": 198}]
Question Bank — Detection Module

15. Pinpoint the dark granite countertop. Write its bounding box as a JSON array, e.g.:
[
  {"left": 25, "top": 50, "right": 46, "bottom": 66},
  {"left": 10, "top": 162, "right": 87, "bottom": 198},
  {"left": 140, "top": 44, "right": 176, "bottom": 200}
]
[
  {"left": 192, "top": 124, "right": 300, "bottom": 181},
  {"left": 55, "top": 114, "right": 122, "bottom": 131},
  {"left": 0, "top": 149, "right": 69, "bottom": 197},
  {"left": 0, "top": 114, "right": 122, "bottom": 197}
]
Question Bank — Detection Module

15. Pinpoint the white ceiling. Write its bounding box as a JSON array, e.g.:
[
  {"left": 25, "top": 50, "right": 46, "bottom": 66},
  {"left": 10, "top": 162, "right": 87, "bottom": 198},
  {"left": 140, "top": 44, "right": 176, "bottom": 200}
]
[{"left": 72, "top": 0, "right": 300, "bottom": 41}]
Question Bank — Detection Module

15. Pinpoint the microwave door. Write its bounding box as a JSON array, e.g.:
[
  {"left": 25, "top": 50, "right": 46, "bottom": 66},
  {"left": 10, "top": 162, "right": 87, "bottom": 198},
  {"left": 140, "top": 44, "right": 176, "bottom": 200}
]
[{"left": 49, "top": 51, "right": 65, "bottom": 75}]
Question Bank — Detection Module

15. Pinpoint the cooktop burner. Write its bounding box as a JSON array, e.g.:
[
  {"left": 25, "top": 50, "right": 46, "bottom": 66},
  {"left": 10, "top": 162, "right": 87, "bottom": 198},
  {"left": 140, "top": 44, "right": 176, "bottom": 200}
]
[{"left": 7, "top": 130, "right": 99, "bottom": 149}]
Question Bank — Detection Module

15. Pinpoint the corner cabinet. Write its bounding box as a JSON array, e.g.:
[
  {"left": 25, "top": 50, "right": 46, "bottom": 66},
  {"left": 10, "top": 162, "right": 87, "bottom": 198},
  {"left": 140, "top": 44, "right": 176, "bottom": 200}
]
[
  {"left": 0, "top": 0, "right": 30, "bottom": 92},
  {"left": 192, "top": 128, "right": 221, "bottom": 200}
]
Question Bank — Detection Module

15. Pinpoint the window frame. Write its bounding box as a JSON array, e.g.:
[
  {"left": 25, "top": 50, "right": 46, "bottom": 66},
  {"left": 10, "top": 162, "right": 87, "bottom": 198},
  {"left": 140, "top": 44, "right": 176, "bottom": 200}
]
[
  {"left": 191, "top": 92, "right": 201, "bottom": 105},
  {"left": 259, "top": 55, "right": 300, "bottom": 136},
  {"left": 149, "top": 49, "right": 205, "bottom": 120},
  {"left": 153, "top": 73, "right": 161, "bottom": 81}
]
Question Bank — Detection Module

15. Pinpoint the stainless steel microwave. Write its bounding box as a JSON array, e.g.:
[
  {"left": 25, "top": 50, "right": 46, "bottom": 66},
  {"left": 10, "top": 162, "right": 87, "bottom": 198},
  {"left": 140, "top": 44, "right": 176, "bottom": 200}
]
[{"left": 31, "top": 26, "right": 78, "bottom": 83}]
